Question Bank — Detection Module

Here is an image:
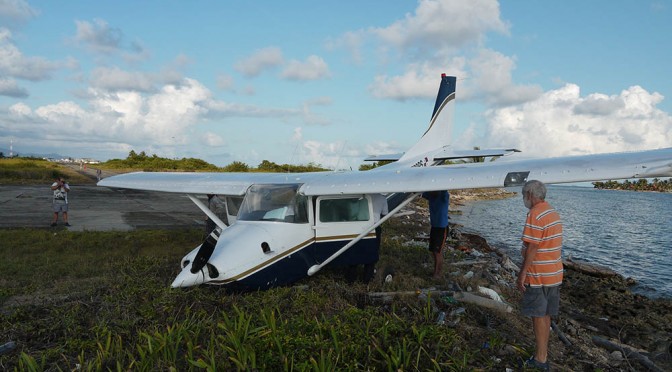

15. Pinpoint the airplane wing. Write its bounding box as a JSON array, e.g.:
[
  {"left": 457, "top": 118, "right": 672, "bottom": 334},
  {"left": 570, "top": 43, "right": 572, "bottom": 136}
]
[
  {"left": 99, "top": 147, "right": 672, "bottom": 197},
  {"left": 97, "top": 171, "right": 318, "bottom": 195},
  {"left": 299, "top": 147, "right": 672, "bottom": 195}
]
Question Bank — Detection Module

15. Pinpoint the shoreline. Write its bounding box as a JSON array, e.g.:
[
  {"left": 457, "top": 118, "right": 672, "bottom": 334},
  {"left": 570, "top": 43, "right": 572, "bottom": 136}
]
[{"left": 436, "top": 188, "right": 672, "bottom": 370}]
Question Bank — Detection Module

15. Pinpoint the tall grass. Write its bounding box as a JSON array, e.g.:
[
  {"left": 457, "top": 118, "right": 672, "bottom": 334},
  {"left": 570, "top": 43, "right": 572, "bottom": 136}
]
[
  {"left": 0, "top": 158, "right": 93, "bottom": 185},
  {"left": 0, "top": 228, "right": 522, "bottom": 370}
]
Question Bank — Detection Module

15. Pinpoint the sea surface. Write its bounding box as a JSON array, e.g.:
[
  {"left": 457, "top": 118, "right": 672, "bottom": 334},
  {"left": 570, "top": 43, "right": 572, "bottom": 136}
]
[{"left": 451, "top": 186, "right": 672, "bottom": 299}]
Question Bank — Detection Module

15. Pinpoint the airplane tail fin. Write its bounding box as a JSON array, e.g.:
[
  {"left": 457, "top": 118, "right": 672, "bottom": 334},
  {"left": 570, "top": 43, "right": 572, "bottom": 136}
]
[{"left": 398, "top": 74, "right": 456, "bottom": 163}]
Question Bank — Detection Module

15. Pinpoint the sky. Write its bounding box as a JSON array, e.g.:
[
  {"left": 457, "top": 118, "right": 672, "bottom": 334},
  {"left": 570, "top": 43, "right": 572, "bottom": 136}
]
[{"left": 1, "top": 0, "right": 671, "bottom": 169}]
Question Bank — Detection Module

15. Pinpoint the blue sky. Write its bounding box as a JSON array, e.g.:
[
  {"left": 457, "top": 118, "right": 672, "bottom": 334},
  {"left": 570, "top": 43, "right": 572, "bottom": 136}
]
[{"left": 1, "top": 0, "right": 671, "bottom": 168}]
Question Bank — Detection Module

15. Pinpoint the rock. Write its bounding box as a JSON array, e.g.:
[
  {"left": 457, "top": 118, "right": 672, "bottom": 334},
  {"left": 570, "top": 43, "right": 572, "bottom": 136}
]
[{"left": 609, "top": 350, "right": 624, "bottom": 365}]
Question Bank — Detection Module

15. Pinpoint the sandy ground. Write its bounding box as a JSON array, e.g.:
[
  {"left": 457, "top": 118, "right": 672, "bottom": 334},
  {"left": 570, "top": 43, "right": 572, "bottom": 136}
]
[{"left": 0, "top": 184, "right": 206, "bottom": 232}]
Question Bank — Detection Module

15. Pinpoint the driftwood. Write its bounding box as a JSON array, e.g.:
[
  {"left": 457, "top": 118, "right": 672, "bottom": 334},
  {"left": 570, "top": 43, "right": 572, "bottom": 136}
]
[
  {"left": 566, "top": 309, "right": 619, "bottom": 338},
  {"left": 563, "top": 258, "right": 619, "bottom": 278},
  {"left": 592, "top": 336, "right": 664, "bottom": 372},
  {"left": 368, "top": 289, "right": 512, "bottom": 313},
  {"left": 367, "top": 290, "right": 454, "bottom": 298},
  {"left": 453, "top": 291, "right": 513, "bottom": 313},
  {"left": 447, "top": 259, "right": 489, "bottom": 267},
  {"left": 368, "top": 289, "right": 454, "bottom": 303},
  {"left": 551, "top": 321, "right": 572, "bottom": 346}
]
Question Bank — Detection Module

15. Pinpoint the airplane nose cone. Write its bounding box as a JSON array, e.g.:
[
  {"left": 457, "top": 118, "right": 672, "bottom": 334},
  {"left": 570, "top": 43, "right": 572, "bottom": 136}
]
[{"left": 171, "top": 266, "right": 206, "bottom": 288}]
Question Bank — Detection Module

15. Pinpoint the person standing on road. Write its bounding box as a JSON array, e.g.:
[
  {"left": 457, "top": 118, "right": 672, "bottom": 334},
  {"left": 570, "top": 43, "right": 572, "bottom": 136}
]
[
  {"left": 51, "top": 177, "right": 71, "bottom": 227},
  {"left": 517, "top": 180, "right": 563, "bottom": 372}
]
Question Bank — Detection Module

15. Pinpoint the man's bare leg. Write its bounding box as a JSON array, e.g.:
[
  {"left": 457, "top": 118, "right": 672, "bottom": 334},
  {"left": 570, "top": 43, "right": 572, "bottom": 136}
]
[
  {"left": 432, "top": 251, "right": 443, "bottom": 279},
  {"left": 532, "top": 315, "right": 551, "bottom": 363}
]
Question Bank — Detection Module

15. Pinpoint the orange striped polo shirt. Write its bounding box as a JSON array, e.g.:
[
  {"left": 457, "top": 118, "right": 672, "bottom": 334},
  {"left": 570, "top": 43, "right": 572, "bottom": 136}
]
[{"left": 521, "top": 201, "right": 563, "bottom": 287}]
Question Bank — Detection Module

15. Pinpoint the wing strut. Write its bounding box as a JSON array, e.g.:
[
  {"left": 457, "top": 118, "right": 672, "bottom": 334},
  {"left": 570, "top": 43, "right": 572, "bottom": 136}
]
[
  {"left": 187, "top": 195, "right": 228, "bottom": 231},
  {"left": 307, "top": 192, "right": 420, "bottom": 276}
]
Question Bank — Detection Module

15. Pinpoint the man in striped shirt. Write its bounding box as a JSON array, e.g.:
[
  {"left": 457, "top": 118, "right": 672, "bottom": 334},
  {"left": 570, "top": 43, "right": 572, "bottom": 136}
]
[{"left": 517, "top": 180, "right": 563, "bottom": 371}]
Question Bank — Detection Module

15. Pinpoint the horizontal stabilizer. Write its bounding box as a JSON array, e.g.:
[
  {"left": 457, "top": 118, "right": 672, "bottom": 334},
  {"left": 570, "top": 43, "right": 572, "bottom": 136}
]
[
  {"left": 364, "top": 153, "right": 404, "bottom": 162},
  {"left": 433, "top": 148, "right": 521, "bottom": 161}
]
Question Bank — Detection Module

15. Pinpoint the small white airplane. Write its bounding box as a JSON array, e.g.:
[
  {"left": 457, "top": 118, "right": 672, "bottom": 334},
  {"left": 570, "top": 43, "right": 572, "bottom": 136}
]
[{"left": 99, "top": 74, "right": 672, "bottom": 290}]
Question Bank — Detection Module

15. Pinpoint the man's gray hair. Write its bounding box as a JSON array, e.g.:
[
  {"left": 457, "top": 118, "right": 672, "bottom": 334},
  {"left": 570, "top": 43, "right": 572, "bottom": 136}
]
[{"left": 522, "top": 180, "right": 547, "bottom": 200}]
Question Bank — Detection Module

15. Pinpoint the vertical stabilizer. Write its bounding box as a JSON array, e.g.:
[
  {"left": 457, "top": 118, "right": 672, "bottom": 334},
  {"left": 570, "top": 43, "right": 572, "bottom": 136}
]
[{"left": 399, "top": 74, "right": 456, "bottom": 162}]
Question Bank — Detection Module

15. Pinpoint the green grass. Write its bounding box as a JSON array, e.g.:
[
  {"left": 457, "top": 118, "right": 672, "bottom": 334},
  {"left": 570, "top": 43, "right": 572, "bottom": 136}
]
[
  {"left": 0, "top": 228, "right": 522, "bottom": 371},
  {"left": 0, "top": 158, "right": 93, "bottom": 185}
]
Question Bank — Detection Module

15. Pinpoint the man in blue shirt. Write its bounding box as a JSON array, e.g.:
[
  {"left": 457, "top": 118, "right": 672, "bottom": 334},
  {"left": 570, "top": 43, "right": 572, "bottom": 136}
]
[{"left": 422, "top": 191, "right": 449, "bottom": 279}]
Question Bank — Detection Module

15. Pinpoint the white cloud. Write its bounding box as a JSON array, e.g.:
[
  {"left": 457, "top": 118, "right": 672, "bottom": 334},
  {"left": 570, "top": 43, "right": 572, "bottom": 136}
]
[
  {"left": 0, "top": 77, "right": 27, "bottom": 97},
  {"left": 216, "top": 74, "right": 235, "bottom": 90},
  {"left": 463, "top": 49, "right": 542, "bottom": 105},
  {"left": 206, "top": 100, "right": 300, "bottom": 119},
  {"left": 292, "top": 127, "right": 303, "bottom": 141},
  {"left": 368, "top": 61, "right": 467, "bottom": 100},
  {"left": 325, "top": 31, "right": 363, "bottom": 64},
  {"left": 74, "top": 19, "right": 147, "bottom": 58},
  {"left": 74, "top": 19, "right": 122, "bottom": 53},
  {"left": 364, "top": 141, "right": 402, "bottom": 157},
  {"left": 89, "top": 67, "right": 156, "bottom": 92},
  {"left": 0, "top": 0, "right": 37, "bottom": 24},
  {"left": 3, "top": 78, "right": 213, "bottom": 149},
  {"left": 281, "top": 55, "right": 331, "bottom": 81},
  {"left": 286, "top": 136, "right": 368, "bottom": 169},
  {"left": 234, "top": 47, "right": 284, "bottom": 77},
  {"left": 8, "top": 102, "right": 31, "bottom": 116},
  {"left": 372, "top": 0, "right": 508, "bottom": 53},
  {"left": 202, "top": 132, "right": 225, "bottom": 147},
  {"left": 480, "top": 83, "right": 672, "bottom": 157},
  {"left": 369, "top": 68, "right": 442, "bottom": 100},
  {"left": 0, "top": 28, "right": 64, "bottom": 81}
]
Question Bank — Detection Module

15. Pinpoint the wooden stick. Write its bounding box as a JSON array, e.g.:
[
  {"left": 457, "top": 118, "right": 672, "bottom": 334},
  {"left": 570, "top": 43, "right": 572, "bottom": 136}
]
[
  {"left": 551, "top": 321, "right": 572, "bottom": 346},
  {"left": 591, "top": 336, "right": 664, "bottom": 372}
]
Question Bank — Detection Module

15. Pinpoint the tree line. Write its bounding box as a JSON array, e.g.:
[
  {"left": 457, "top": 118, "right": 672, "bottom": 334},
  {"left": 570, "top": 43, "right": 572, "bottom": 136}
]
[
  {"left": 103, "top": 150, "right": 332, "bottom": 173},
  {"left": 593, "top": 178, "right": 672, "bottom": 192}
]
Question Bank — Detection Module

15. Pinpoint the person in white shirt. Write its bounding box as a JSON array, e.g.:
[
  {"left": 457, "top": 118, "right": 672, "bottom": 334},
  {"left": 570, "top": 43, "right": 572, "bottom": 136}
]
[{"left": 51, "top": 177, "right": 71, "bottom": 227}]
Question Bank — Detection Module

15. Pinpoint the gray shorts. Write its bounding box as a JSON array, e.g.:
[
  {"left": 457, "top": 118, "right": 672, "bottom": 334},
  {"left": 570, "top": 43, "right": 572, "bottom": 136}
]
[
  {"left": 53, "top": 200, "right": 69, "bottom": 213},
  {"left": 521, "top": 285, "right": 560, "bottom": 317}
]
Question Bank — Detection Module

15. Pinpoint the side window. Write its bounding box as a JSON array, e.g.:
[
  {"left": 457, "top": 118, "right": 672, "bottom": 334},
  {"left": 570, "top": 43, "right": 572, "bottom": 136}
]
[
  {"left": 225, "top": 196, "right": 243, "bottom": 216},
  {"left": 319, "top": 198, "right": 370, "bottom": 222}
]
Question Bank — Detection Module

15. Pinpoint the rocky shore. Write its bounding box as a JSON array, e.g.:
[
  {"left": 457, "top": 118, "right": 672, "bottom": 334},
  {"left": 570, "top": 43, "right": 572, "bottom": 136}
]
[{"left": 391, "top": 188, "right": 672, "bottom": 371}]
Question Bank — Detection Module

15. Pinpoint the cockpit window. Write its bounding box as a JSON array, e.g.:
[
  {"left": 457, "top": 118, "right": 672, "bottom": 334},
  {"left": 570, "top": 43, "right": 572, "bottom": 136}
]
[
  {"left": 319, "top": 197, "right": 370, "bottom": 223},
  {"left": 238, "top": 184, "right": 308, "bottom": 223}
]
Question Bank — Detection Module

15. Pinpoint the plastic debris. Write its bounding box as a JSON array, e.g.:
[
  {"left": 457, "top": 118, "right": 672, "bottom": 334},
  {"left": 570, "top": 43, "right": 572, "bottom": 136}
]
[
  {"left": 436, "top": 311, "right": 446, "bottom": 325},
  {"left": 449, "top": 307, "right": 466, "bottom": 317},
  {"left": 478, "top": 286, "right": 503, "bottom": 302},
  {"left": 0, "top": 341, "right": 16, "bottom": 355}
]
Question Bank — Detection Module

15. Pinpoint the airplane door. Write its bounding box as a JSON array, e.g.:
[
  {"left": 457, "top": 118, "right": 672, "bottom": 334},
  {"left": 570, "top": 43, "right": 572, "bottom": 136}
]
[{"left": 314, "top": 195, "right": 374, "bottom": 240}]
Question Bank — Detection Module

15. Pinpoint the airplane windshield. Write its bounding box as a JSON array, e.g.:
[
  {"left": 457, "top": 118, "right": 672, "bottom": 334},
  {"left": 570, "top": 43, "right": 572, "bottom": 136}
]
[{"left": 238, "top": 184, "right": 308, "bottom": 223}]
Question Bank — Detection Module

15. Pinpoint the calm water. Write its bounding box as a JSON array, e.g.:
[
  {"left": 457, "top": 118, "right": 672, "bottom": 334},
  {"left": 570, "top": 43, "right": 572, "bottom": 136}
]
[{"left": 452, "top": 186, "right": 672, "bottom": 299}]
